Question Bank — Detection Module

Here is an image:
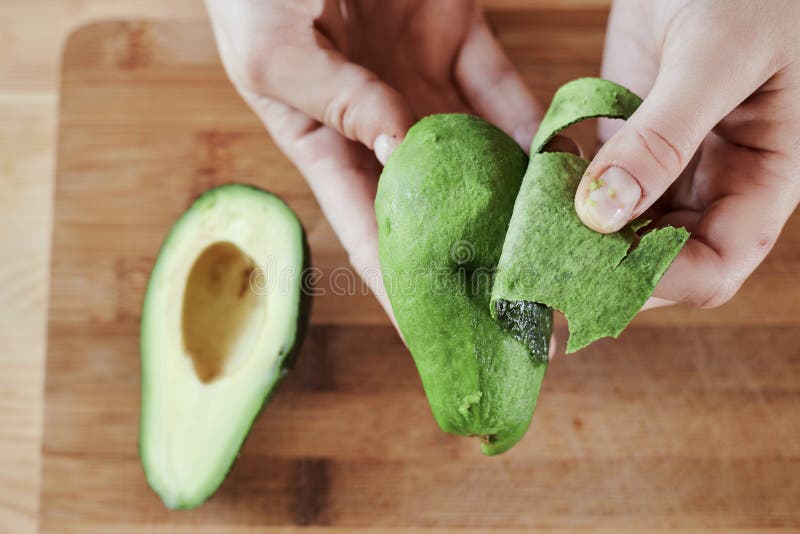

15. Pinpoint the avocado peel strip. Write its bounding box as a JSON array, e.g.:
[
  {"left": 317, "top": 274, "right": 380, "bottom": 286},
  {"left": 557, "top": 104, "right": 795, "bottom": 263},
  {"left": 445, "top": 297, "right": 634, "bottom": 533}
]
[
  {"left": 529, "top": 76, "right": 645, "bottom": 154},
  {"left": 491, "top": 153, "right": 689, "bottom": 353},
  {"left": 492, "top": 77, "right": 690, "bottom": 353},
  {"left": 376, "top": 78, "right": 688, "bottom": 454}
]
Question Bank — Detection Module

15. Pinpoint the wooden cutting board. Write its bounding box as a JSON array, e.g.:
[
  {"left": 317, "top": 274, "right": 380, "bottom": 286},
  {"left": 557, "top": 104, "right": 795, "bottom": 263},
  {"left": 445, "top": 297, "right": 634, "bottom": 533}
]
[{"left": 43, "top": 14, "right": 800, "bottom": 532}]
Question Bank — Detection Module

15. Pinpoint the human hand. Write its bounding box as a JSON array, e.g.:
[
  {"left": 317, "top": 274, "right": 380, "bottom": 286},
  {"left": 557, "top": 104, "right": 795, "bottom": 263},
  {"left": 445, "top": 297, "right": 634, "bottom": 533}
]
[
  {"left": 205, "top": 0, "right": 541, "bottom": 315},
  {"left": 574, "top": 0, "right": 800, "bottom": 309}
]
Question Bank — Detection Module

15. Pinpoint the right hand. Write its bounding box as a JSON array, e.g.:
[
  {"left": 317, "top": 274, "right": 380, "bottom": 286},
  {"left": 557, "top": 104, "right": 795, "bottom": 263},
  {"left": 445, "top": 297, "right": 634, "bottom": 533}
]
[
  {"left": 576, "top": 0, "right": 800, "bottom": 311},
  {"left": 205, "top": 0, "right": 542, "bottom": 316}
]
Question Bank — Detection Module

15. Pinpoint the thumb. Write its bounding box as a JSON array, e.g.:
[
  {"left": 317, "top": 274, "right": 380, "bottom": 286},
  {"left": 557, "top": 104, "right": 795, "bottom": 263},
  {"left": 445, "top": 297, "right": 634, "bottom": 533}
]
[{"left": 574, "top": 49, "right": 768, "bottom": 233}]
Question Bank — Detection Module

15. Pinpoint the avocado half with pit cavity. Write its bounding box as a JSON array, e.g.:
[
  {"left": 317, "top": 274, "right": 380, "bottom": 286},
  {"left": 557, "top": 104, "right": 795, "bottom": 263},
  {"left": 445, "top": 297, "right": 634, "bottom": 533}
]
[{"left": 139, "top": 184, "right": 310, "bottom": 509}]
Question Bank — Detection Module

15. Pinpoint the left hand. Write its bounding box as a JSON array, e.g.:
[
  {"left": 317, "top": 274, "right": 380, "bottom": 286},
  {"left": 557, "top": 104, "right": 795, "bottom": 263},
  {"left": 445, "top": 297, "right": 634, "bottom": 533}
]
[{"left": 205, "top": 0, "right": 542, "bottom": 316}]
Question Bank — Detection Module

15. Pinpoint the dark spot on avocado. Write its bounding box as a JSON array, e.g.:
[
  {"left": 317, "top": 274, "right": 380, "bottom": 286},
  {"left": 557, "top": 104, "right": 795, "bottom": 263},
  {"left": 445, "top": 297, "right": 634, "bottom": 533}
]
[
  {"left": 453, "top": 265, "right": 491, "bottom": 299},
  {"left": 494, "top": 299, "right": 552, "bottom": 364}
]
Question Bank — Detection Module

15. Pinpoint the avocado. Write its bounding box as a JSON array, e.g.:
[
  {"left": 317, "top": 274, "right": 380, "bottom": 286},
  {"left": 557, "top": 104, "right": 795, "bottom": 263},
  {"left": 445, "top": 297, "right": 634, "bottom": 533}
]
[
  {"left": 375, "top": 115, "right": 551, "bottom": 455},
  {"left": 376, "top": 78, "right": 687, "bottom": 455},
  {"left": 139, "top": 184, "right": 310, "bottom": 509}
]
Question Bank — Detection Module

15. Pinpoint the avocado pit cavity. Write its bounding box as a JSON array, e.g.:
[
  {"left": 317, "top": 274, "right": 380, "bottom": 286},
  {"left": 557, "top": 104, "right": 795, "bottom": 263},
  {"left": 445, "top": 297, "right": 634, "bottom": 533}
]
[{"left": 181, "top": 241, "right": 265, "bottom": 383}]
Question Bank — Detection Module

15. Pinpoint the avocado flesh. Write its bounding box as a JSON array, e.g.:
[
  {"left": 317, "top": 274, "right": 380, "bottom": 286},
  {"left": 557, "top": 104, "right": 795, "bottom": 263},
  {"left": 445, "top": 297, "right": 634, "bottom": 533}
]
[
  {"left": 375, "top": 115, "right": 551, "bottom": 454},
  {"left": 140, "top": 184, "right": 308, "bottom": 509}
]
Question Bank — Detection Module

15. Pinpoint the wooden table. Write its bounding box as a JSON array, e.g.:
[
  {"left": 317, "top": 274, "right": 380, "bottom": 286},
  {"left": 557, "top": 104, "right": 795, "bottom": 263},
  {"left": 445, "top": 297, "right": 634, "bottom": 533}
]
[{"left": 5, "top": 1, "right": 799, "bottom": 532}]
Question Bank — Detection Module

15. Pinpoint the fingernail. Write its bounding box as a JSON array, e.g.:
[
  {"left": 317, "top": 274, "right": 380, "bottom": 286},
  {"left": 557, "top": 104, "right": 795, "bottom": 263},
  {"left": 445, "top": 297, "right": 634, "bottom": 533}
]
[
  {"left": 374, "top": 134, "right": 401, "bottom": 166},
  {"left": 576, "top": 166, "right": 641, "bottom": 233},
  {"left": 512, "top": 123, "right": 538, "bottom": 153}
]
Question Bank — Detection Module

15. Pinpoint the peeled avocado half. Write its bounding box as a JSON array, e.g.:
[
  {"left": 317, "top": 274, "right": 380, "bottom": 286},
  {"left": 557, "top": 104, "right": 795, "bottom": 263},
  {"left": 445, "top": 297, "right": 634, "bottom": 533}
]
[
  {"left": 140, "top": 184, "right": 309, "bottom": 509},
  {"left": 376, "top": 78, "right": 688, "bottom": 454}
]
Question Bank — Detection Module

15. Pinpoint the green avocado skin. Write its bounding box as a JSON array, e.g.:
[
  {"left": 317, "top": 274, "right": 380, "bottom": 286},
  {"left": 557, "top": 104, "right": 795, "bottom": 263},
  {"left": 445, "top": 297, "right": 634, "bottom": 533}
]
[{"left": 376, "top": 115, "right": 549, "bottom": 455}]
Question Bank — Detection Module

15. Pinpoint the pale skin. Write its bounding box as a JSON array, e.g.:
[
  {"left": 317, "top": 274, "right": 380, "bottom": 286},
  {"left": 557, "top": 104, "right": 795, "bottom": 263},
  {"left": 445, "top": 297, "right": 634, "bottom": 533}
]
[
  {"left": 205, "top": 0, "right": 541, "bottom": 320},
  {"left": 581, "top": 0, "right": 800, "bottom": 310},
  {"left": 206, "top": 0, "right": 800, "bottom": 333}
]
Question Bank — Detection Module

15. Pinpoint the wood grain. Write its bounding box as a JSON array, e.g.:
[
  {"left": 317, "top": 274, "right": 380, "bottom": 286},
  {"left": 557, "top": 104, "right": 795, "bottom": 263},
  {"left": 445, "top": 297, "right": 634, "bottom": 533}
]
[
  {"left": 41, "top": 12, "right": 800, "bottom": 534},
  {"left": 1, "top": 2, "right": 614, "bottom": 532},
  {"left": 1, "top": 2, "right": 611, "bottom": 531}
]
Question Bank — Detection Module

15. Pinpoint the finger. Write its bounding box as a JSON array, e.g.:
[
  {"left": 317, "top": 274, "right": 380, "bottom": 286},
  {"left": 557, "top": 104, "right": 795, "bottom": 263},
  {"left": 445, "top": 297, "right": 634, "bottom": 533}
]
[
  {"left": 640, "top": 296, "right": 675, "bottom": 312},
  {"left": 652, "top": 165, "right": 799, "bottom": 308},
  {"left": 714, "top": 78, "right": 799, "bottom": 153},
  {"left": 575, "top": 34, "right": 777, "bottom": 234},
  {"left": 248, "top": 94, "right": 398, "bottom": 322},
  {"left": 455, "top": 11, "right": 542, "bottom": 150},
  {"left": 596, "top": 0, "right": 659, "bottom": 144},
  {"left": 279, "top": 46, "right": 414, "bottom": 164},
  {"left": 226, "top": 23, "right": 416, "bottom": 164},
  {"left": 548, "top": 332, "right": 557, "bottom": 360}
]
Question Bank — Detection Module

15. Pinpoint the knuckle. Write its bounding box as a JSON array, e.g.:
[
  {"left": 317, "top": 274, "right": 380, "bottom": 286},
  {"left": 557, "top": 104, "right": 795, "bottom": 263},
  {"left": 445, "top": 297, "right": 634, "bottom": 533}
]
[
  {"left": 694, "top": 276, "right": 740, "bottom": 309},
  {"left": 323, "top": 73, "right": 383, "bottom": 141},
  {"left": 322, "top": 90, "right": 355, "bottom": 138},
  {"left": 696, "top": 286, "right": 731, "bottom": 309},
  {"left": 631, "top": 123, "right": 687, "bottom": 178},
  {"left": 240, "top": 51, "right": 267, "bottom": 91},
  {"left": 484, "top": 61, "right": 516, "bottom": 94}
]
